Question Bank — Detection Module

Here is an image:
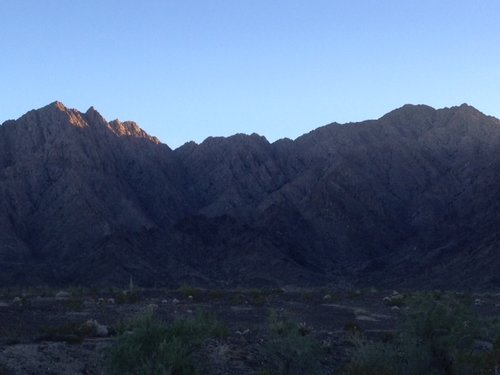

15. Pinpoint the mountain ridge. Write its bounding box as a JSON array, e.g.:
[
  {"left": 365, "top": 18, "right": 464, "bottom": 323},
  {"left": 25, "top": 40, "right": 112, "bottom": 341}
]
[{"left": 1, "top": 102, "right": 499, "bottom": 289}]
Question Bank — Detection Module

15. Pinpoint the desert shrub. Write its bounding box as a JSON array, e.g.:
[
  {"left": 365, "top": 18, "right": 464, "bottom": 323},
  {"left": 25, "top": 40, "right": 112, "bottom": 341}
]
[
  {"left": 229, "top": 293, "right": 244, "bottom": 305},
  {"left": 115, "top": 290, "right": 140, "bottom": 304},
  {"left": 67, "top": 286, "right": 91, "bottom": 297},
  {"left": 252, "top": 293, "right": 268, "bottom": 306},
  {"left": 246, "top": 288, "right": 282, "bottom": 302},
  {"left": 64, "top": 298, "right": 84, "bottom": 311},
  {"left": 0, "top": 323, "right": 22, "bottom": 345},
  {"left": 344, "top": 320, "right": 363, "bottom": 335},
  {"left": 208, "top": 289, "right": 224, "bottom": 300},
  {"left": 347, "top": 289, "right": 363, "bottom": 299},
  {"left": 344, "top": 293, "right": 500, "bottom": 375},
  {"left": 38, "top": 323, "right": 88, "bottom": 344},
  {"left": 106, "top": 309, "right": 225, "bottom": 375},
  {"left": 178, "top": 283, "right": 202, "bottom": 299},
  {"left": 300, "top": 291, "right": 315, "bottom": 302},
  {"left": 262, "top": 310, "right": 323, "bottom": 375}
]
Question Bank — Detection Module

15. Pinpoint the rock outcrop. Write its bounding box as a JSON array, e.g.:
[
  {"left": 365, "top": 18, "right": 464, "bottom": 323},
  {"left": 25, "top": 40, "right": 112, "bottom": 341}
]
[{"left": 1, "top": 102, "right": 500, "bottom": 289}]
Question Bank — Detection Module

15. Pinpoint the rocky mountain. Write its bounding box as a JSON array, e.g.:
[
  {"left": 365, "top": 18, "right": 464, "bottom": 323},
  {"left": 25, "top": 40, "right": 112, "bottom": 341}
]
[{"left": 1, "top": 101, "right": 500, "bottom": 289}]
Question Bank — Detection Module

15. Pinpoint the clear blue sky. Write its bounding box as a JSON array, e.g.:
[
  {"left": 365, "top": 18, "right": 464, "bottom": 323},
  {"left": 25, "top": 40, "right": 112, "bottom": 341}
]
[{"left": 1, "top": 1, "right": 499, "bottom": 148}]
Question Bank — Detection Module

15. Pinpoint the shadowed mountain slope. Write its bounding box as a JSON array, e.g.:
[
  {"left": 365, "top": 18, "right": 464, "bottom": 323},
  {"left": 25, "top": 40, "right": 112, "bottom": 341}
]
[{"left": 1, "top": 102, "right": 500, "bottom": 289}]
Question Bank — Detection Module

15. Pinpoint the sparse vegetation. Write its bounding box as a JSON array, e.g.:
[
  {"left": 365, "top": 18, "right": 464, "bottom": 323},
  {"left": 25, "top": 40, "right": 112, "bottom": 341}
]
[
  {"left": 38, "top": 323, "right": 88, "bottom": 344},
  {"left": 343, "top": 320, "right": 363, "bottom": 335},
  {"left": 229, "top": 293, "right": 244, "bottom": 305},
  {"left": 106, "top": 308, "right": 226, "bottom": 375},
  {"left": 208, "top": 289, "right": 224, "bottom": 300},
  {"left": 3, "top": 287, "right": 500, "bottom": 373},
  {"left": 64, "top": 298, "right": 84, "bottom": 311},
  {"left": 300, "top": 290, "right": 315, "bottom": 303},
  {"left": 114, "top": 289, "right": 140, "bottom": 304},
  {"left": 262, "top": 310, "right": 323, "bottom": 375},
  {"left": 0, "top": 323, "right": 22, "bottom": 345},
  {"left": 178, "top": 283, "right": 202, "bottom": 300},
  {"left": 251, "top": 292, "right": 268, "bottom": 306},
  {"left": 344, "top": 292, "right": 500, "bottom": 375}
]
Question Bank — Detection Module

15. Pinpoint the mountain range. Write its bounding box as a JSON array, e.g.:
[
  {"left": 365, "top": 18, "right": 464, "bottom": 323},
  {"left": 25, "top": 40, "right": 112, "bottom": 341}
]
[{"left": 1, "top": 101, "right": 499, "bottom": 289}]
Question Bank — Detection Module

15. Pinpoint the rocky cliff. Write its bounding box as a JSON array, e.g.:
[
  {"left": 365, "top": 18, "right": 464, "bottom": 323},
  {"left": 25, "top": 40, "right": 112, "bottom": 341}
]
[{"left": 1, "top": 102, "right": 499, "bottom": 289}]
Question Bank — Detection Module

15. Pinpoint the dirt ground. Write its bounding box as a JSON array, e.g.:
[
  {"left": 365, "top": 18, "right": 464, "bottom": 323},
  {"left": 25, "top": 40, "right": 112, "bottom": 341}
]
[{"left": 0, "top": 287, "right": 498, "bottom": 374}]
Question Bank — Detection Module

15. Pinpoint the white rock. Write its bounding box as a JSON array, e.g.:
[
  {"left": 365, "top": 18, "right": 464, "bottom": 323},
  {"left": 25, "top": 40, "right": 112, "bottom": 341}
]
[
  {"left": 95, "top": 324, "right": 109, "bottom": 337},
  {"left": 82, "top": 319, "right": 108, "bottom": 337},
  {"left": 236, "top": 329, "right": 250, "bottom": 335},
  {"left": 391, "top": 294, "right": 404, "bottom": 301}
]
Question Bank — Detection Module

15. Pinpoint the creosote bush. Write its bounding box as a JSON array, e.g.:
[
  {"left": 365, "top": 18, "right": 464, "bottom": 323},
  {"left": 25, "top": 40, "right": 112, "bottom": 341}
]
[
  {"left": 115, "top": 290, "right": 140, "bottom": 304},
  {"left": 344, "top": 292, "right": 500, "bottom": 375},
  {"left": 106, "top": 308, "right": 226, "bottom": 375},
  {"left": 262, "top": 310, "right": 323, "bottom": 375},
  {"left": 178, "top": 283, "right": 202, "bottom": 299}
]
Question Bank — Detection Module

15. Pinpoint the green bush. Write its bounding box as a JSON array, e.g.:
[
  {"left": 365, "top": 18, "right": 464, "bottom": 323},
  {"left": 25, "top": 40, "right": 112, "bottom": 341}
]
[
  {"left": 207, "top": 289, "right": 224, "bottom": 300},
  {"left": 115, "top": 290, "right": 140, "bottom": 304},
  {"left": 229, "top": 293, "right": 244, "bottom": 305},
  {"left": 344, "top": 320, "right": 363, "bottom": 335},
  {"left": 344, "top": 293, "right": 500, "bottom": 375},
  {"left": 106, "top": 309, "right": 225, "bottom": 375},
  {"left": 178, "top": 283, "right": 202, "bottom": 299},
  {"left": 263, "top": 310, "right": 323, "bottom": 375}
]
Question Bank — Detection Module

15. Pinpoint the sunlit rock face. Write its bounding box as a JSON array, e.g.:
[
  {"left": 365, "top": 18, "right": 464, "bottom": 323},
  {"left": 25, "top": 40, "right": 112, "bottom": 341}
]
[{"left": 1, "top": 102, "right": 500, "bottom": 289}]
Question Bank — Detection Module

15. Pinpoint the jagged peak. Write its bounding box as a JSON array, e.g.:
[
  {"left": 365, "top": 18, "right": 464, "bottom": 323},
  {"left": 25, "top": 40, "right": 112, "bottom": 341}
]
[
  {"left": 85, "top": 106, "right": 98, "bottom": 114},
  {"left": 108, "top": 119, "right": 161, "bottom": 144},
  {"left": 17, "top": 101, "right": 88, "bottom": 130},
  {"left": 380, "top": 104, "right": 436, "bottom": 120},
  {"left": 33, "top": 101, "right": 71, "bottom": 115},
  {"left": 84, "top": 106, "right": 108, "bottom": 126},
  {"left": 200, "top": 132, "right": 269, "bottom": 147},
  {"left": 452, "top": 103, "right": 483, "bottom": 116},
  {"left": 48, "top": 100, "right": 68, "bottom": 111}
]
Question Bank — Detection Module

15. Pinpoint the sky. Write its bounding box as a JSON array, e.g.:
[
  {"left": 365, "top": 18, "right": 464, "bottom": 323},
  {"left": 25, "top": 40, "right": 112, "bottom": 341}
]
[{"left": 1, "top": 0, "right": 499, "bottom": 148}]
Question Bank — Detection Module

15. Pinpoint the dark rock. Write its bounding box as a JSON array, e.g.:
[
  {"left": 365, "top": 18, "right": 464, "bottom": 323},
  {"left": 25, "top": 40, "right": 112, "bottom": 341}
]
[{"left": 1, "top": 102, "right": 500, "bottom": 289}]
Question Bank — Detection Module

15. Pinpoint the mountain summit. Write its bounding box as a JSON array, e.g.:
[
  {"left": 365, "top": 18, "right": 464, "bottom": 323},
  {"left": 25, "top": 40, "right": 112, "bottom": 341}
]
[{"left": 1, "top": 103, "right": 500, "bottom": 289}]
